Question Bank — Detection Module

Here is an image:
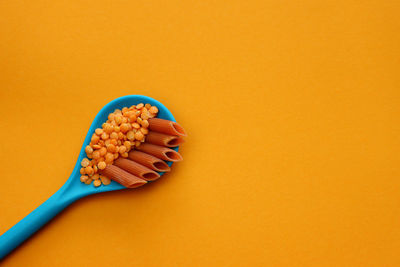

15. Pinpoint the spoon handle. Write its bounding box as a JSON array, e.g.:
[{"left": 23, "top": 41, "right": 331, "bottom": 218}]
[{"left": 0, "top": 185, "right": 76, "bottom": 260}]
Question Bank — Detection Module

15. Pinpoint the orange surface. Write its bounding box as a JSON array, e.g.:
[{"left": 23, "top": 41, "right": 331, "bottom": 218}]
[{"left": 0, "top": 0, "right": 399, "bottom": 266}]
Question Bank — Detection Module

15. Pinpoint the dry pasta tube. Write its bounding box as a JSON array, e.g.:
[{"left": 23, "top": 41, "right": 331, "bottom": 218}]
[
  {"left": 145, "top": 131, "right": 185, "bottom": 147},
  {"left": 148, "top": 118, "right": 187, "bottom": 137},
  {"left": 114, "top": 158, "right": 160, "bottom": 181},
  {"left": 137, "top": 143, "right": 183, "bottom": 162},
  {"left": 128, "top": 151, "right": 171, "bottom": 172},
  {"left": 100, "top": 165, "right": 147, "bottom": 188}
]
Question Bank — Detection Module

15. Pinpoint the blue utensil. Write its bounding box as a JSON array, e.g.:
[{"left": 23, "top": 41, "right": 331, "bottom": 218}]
[{"left": 0, "top": 95, "right": 178, "bottom": 260}]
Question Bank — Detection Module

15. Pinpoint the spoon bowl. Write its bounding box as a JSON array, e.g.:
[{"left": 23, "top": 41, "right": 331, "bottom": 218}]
[
  {"left": 0, "top": 95, "right": 178, "bottom": 259},
  {"left": 68, "top": 95, "right": 178, "bottom": 196}
]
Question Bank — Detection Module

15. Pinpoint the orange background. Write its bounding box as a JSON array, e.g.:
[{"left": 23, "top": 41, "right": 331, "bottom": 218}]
[{"left": 1, "top": 0, "right": 399, "bottom": 266}]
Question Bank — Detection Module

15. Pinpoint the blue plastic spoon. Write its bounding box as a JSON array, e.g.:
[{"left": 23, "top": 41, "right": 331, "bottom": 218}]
[{"left": 0, "top": 95, "right": 178, "bottom": 260}]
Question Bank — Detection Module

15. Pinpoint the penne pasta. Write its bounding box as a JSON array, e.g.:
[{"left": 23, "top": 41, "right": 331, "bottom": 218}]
[
  {"left": 128, "top": 151, "right": 171, "bottom": 172},
  {"left": 146, "top": 131, "right": 185, "bottom": 147},
  {"left": 100, "top": 165, "right": 147, "bottom": 188},
  {"left": 137, "top": 143, "right": 183, "bottom": 162},
  {"left": 148, "top": 118, "right": 187, "bottom": 137},
  {"left": 114, "top": 158, "right": 160, "bottom": 181}
]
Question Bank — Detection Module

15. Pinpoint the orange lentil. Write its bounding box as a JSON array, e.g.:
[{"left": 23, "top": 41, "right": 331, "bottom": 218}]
[
  {"left": 105, "top": 153, "right": 114, "bottom": 163},
  {"left": 141, "top": 111, "right": 149, "bottom": 120},
  {"left": 119, "top": 145, "right": 127, "bottom": 154},
  {"left": 104, "top": 123, "right": 113, "bottom": 134},
  {"left": 149, "top": 106, "right": 158, "bottom": 114},
  {"left": 110, "top": 132, "right": 118, "bottom": 139},
  {"left": 101, "top": 132, "right": 109, "bottom": 140},
  {"left": 85, "top": 145, "right": 93, "bottom": 154},
  {"left": 92, "top": 150, "right": 100, "bottom": 160},
  {"left": 140, "top": 127, "right": 148, "bottom": 135},
  {"left": 85, "top": 166, "right": 94, "bottom": 175},
  {"left": 107, "top": 144, "right": 116, "bottom": 153},
  {"left": 92, "top": 144, "right": 101, "bottom": 149},
  {"left": 126, "top": 131, "right": 135, "bottom": 140},
  {"left": 124, "top": 141, "right": 132, "bottom": 151},
  {"left": 98, "top": 161, "right": 106, "bottom": 170},
  {"left": 115, "top": 114, "right": 123, "bottom": 124},
  {"left": 80, "top": 175, "right": 89, "bottom": 183},
  {"left": 129, "top": 114, "right": 137, "bottom": 122},
  {"left": 93, "top": 179, "right": 101, "bottom": 187},
  {"left": 141, "top": 119, "right": 149, "bottom": 128},
  {"left": 95, "top": 128, "right": 103, "bottom": 135},
  {"left": 135, "top": 131, "right": 144, "bottom": 141},
  {"left": 81, "top": 158, "right": 90, "bottom": 167},
  {"left": 91, "top": 135, "right": 100, "bottom": 144},
  {"left": 120, "top": 123, "right": 130, "bottom": 133},
  {"left": 99, "top": 147, "right": 107, "bottom": 156},
  {"left": 136, "top": 103, "right": 144, "bottom": 109}
]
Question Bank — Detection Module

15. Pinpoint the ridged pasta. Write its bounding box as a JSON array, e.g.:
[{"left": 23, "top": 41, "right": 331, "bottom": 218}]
[
  {"left": 145, "top": 131, "right": 185, "bottom": 147},
  {"left": 136, "top": 143, "right": 183, "bottom": 162},
  {"left": 100, "top": 165, "right": 147, "bottom": 188},
  {"left": 114, "top": 158, "right": 160, "bottom": 181},
  {"left": 148, "top": 118, "right": 187, "bottom": 136},
  {"left": 128, "top": 150, "right": 171, "bottom": 172}
]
